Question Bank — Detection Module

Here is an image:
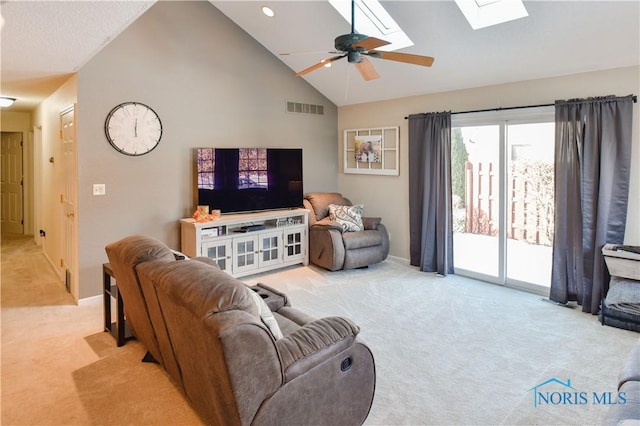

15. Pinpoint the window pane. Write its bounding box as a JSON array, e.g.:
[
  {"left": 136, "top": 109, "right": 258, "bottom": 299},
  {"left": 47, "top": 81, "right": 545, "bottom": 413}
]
[
  {"left": 506, "top": 122, "right": 554, "bottom": 287},
  {"left": 197, "top": 148, "right": 215, "bottom": 190},
  {"left": 238, "top": 148, "right": 268, "bottom": 189},
  {"left": 452, "top": 125, "right": 500, "bottom": 278}
]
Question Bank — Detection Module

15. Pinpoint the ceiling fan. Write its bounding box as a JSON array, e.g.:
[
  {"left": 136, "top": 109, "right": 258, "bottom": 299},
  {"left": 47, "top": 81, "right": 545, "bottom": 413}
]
[{"left": 288, "top": 0, "right": 434, "bottom": 81}]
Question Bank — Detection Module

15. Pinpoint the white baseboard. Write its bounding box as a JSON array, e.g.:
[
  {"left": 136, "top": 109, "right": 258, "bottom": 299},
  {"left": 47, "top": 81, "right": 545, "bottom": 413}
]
[
  {"left": 42, "top": 251, "right": 64, "bottom": 282},
  {"left": 79, "top": 294, "right": 102, "bottom": 306},
  {"left": 387, "top": 255, "right": 410, "bottom": 266}
]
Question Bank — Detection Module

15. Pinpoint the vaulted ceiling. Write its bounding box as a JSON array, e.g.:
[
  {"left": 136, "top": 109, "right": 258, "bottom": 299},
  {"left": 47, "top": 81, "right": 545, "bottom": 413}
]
[{"left": 1, "top": 1, "right": 638, "bottom": 111}]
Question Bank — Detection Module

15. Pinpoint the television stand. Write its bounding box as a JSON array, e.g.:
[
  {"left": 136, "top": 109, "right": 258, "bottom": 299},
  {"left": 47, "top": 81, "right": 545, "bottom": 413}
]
[
  {"left": 234, "top": 224, "right": 266, "bottom": 233},
  {"left": 180, "top": 208, "right": 309, "bottom": 278}
]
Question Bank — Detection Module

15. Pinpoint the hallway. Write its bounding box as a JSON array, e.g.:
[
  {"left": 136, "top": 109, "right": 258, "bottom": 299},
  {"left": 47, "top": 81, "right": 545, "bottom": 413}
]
[
  {"left": 1, "top": 234, "right": 74, "bottom": 307},
  {"left": 0, "top": 235, "right": 200, "bottom": 425}
]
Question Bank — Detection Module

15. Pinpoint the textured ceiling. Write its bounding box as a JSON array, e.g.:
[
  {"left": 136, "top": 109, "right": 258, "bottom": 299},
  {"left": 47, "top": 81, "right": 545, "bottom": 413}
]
[
  {"left": 0, "top": 1, "right": 154, "bottom": 111},
  {"left": 1, "top": 1, "right": 638, "bottom": 111}
]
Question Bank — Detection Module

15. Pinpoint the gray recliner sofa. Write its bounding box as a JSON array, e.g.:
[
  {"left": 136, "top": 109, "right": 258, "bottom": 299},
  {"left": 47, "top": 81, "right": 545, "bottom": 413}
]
[
  {"left": 105, "top": 235, "right": 376, "bottom": 426},
  {"left": 303, "top": 192, "right": 389, "bottom": 271}
]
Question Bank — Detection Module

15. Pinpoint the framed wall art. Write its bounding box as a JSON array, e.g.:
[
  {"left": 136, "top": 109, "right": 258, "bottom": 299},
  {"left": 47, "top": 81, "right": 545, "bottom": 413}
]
[{"left": 343, "top": 126, "right": 399, "bottom": 175}]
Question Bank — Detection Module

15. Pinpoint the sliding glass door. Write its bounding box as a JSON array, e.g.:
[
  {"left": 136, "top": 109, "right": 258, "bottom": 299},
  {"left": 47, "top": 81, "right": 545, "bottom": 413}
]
[
  {"left": 505, "top": 122, "right": 555, "bottom": 288},
  {"left": 451, "top": 125, "right": 501, "bottom": 277},
  {"left": 451, "top": 109, "right": 555, "bottom": 294}
]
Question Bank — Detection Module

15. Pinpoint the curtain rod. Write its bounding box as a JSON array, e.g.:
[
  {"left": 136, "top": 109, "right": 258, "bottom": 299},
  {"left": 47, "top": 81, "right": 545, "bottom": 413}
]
[{"left": 403, "top": 95, "right": 637, "bottom": 119}]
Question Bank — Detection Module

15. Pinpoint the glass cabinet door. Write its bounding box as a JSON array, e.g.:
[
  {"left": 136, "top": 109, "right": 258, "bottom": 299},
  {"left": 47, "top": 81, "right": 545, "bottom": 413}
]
[
  {"left": 283, "top": 227, "right": 305, "bottom": 263},
  {"left": 233, "top": 235, "right": 259, "bottom": 274},
  {"left": 201, "top": 238, "right": 232, "bottom": 273},
  {"left": 259, "top": 231, "right": 282, "bottom": 268}
]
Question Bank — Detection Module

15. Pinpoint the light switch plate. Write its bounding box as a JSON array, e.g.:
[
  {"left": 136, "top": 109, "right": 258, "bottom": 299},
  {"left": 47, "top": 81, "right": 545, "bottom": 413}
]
[{"left": 93, "top": 184, "right": 106, "bottom": 196}]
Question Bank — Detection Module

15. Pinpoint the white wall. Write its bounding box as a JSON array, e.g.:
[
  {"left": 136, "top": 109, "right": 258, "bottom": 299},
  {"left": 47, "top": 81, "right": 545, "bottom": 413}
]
[
  {"left": 338, "top": 66, "right": 640, "bottom": 260},
  {"left": 76, "top": 2, "right": 338, "bottom": 298}
]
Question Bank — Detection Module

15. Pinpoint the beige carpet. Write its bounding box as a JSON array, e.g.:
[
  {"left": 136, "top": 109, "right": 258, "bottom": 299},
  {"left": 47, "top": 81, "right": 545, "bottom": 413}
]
[
  {"left": 243, "top": 261, "right": 639, "bottom": 425},
  {"left": 502, "top": 366, "right": 618, "bottom": 425},
  {"left": 2, "top": 235, "right": 638, "bottom": 425},
  {"left": 1, "top": 235, "right": 201, "bottom": 425}
]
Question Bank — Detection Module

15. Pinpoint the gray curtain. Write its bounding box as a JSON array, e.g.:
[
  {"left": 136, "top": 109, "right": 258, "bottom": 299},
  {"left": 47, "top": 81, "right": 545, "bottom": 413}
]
[
  {"left": 408, "top": 112, "right": 454, "bottom": 275},
  {"left": 550, "top": 95, "right": 634, "bottom": 313}
]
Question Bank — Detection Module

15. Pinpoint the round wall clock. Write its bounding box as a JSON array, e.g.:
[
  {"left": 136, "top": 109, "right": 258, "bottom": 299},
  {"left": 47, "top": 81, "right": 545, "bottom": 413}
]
[{"left": 104, "top": 102, "right": 163, "bottom": 156}]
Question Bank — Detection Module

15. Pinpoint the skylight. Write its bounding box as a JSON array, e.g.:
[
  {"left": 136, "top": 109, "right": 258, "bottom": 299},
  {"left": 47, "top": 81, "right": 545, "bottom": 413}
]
[
  {"left": 328, "top": 0, "right": 413, "bottom": 51},
  {"left": 455, "top": 0, "right": 528, "bottom": 30}
]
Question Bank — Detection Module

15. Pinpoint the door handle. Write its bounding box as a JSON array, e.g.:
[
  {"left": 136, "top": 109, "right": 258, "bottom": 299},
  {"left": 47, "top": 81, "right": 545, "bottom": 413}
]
[{"left": 67, "top": 212, "right": 75, "bottom": 218}]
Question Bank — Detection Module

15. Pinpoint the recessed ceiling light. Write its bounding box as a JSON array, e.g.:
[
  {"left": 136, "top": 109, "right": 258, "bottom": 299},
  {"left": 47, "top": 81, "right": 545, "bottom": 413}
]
[
  {"left": 0, "top": 97, "right": 16, "bottom": 108},
  {"left": 261, "top": 6, "right": 275, "bottom": 18},
  {"left": 455, "top": 0, "right": 528, "bottom": 30}
]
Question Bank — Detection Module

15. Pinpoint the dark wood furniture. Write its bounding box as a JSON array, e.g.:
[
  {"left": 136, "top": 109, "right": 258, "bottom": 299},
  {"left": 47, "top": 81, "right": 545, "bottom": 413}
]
[{"left": 103, "top": 262, "right": 131, "bottom": 346}]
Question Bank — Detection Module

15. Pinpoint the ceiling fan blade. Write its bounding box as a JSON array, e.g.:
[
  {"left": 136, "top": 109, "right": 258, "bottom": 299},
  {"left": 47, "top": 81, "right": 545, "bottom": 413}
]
[
  {"left": 352, "top": 36, "right": 390, "bottom": 51},
  {"left": 280, "top": 50, "right": 336, "bottom": 56},
  {"left": 369, "top": 50, "right": 435, "bottom": 67},
  {"left": 295, "top": 55, "right": 345, "bottom": 77},
  {"left": 354, "top": 57, "right": 380, "bottom": 81}
]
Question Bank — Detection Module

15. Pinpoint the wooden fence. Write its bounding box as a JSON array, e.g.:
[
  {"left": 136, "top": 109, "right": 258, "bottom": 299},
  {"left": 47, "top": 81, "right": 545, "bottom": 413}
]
[{"left": 464, "top": 161, "right": 554, "bottom": 246}]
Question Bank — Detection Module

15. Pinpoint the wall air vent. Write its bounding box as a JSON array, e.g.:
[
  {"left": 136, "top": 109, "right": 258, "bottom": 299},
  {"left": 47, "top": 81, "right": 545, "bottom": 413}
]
[{"left": 286, "top": 101, "right": 324, "bottom": 116}]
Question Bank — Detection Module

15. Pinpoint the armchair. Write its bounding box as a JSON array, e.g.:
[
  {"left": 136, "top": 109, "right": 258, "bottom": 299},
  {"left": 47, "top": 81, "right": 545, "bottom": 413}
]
[{"left": 303, "top": 192, "right": 390, "bottom": 271}]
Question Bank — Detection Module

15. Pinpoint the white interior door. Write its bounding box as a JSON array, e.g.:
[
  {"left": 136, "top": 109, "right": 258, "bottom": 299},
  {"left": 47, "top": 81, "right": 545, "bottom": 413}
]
[
  {"left": 61, "top": 105, "right": 78, "bottom": 300},
  {"left": 1, "top": 132, "right": 24, "bottom": 234}
]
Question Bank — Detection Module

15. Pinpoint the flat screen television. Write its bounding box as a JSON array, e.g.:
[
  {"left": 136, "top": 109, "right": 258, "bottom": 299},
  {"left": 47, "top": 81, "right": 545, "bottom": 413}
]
[{"left": 196, "top": 147, "right": 303, "bottom": 214}]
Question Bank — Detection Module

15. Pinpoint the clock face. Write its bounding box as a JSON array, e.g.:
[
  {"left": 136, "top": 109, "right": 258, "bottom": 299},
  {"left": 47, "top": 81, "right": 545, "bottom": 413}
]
[{"left": 104, "top": 102, "right": 162, "bottom": 156}]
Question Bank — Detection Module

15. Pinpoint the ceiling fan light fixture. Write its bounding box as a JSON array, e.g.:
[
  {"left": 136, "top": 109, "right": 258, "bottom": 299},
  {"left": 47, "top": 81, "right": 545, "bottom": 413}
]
[
  {"left": 261, "top": 5, "right": 275, "bottom": 18},
  {"left": 0, "top": 97, "right": 16, "bottom": 108},
  {"left": 347, "top": 51, "right": 362, "bottom": 63}
]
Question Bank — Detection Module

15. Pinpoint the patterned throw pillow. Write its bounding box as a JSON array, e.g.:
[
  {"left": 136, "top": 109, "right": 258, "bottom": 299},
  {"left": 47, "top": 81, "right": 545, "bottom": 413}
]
[
  {"left": 329, "top": 204, "right": 364, "bottom": 232},
  {"left": 248, "top": 289, "right": 283, "bottom": 340}
]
